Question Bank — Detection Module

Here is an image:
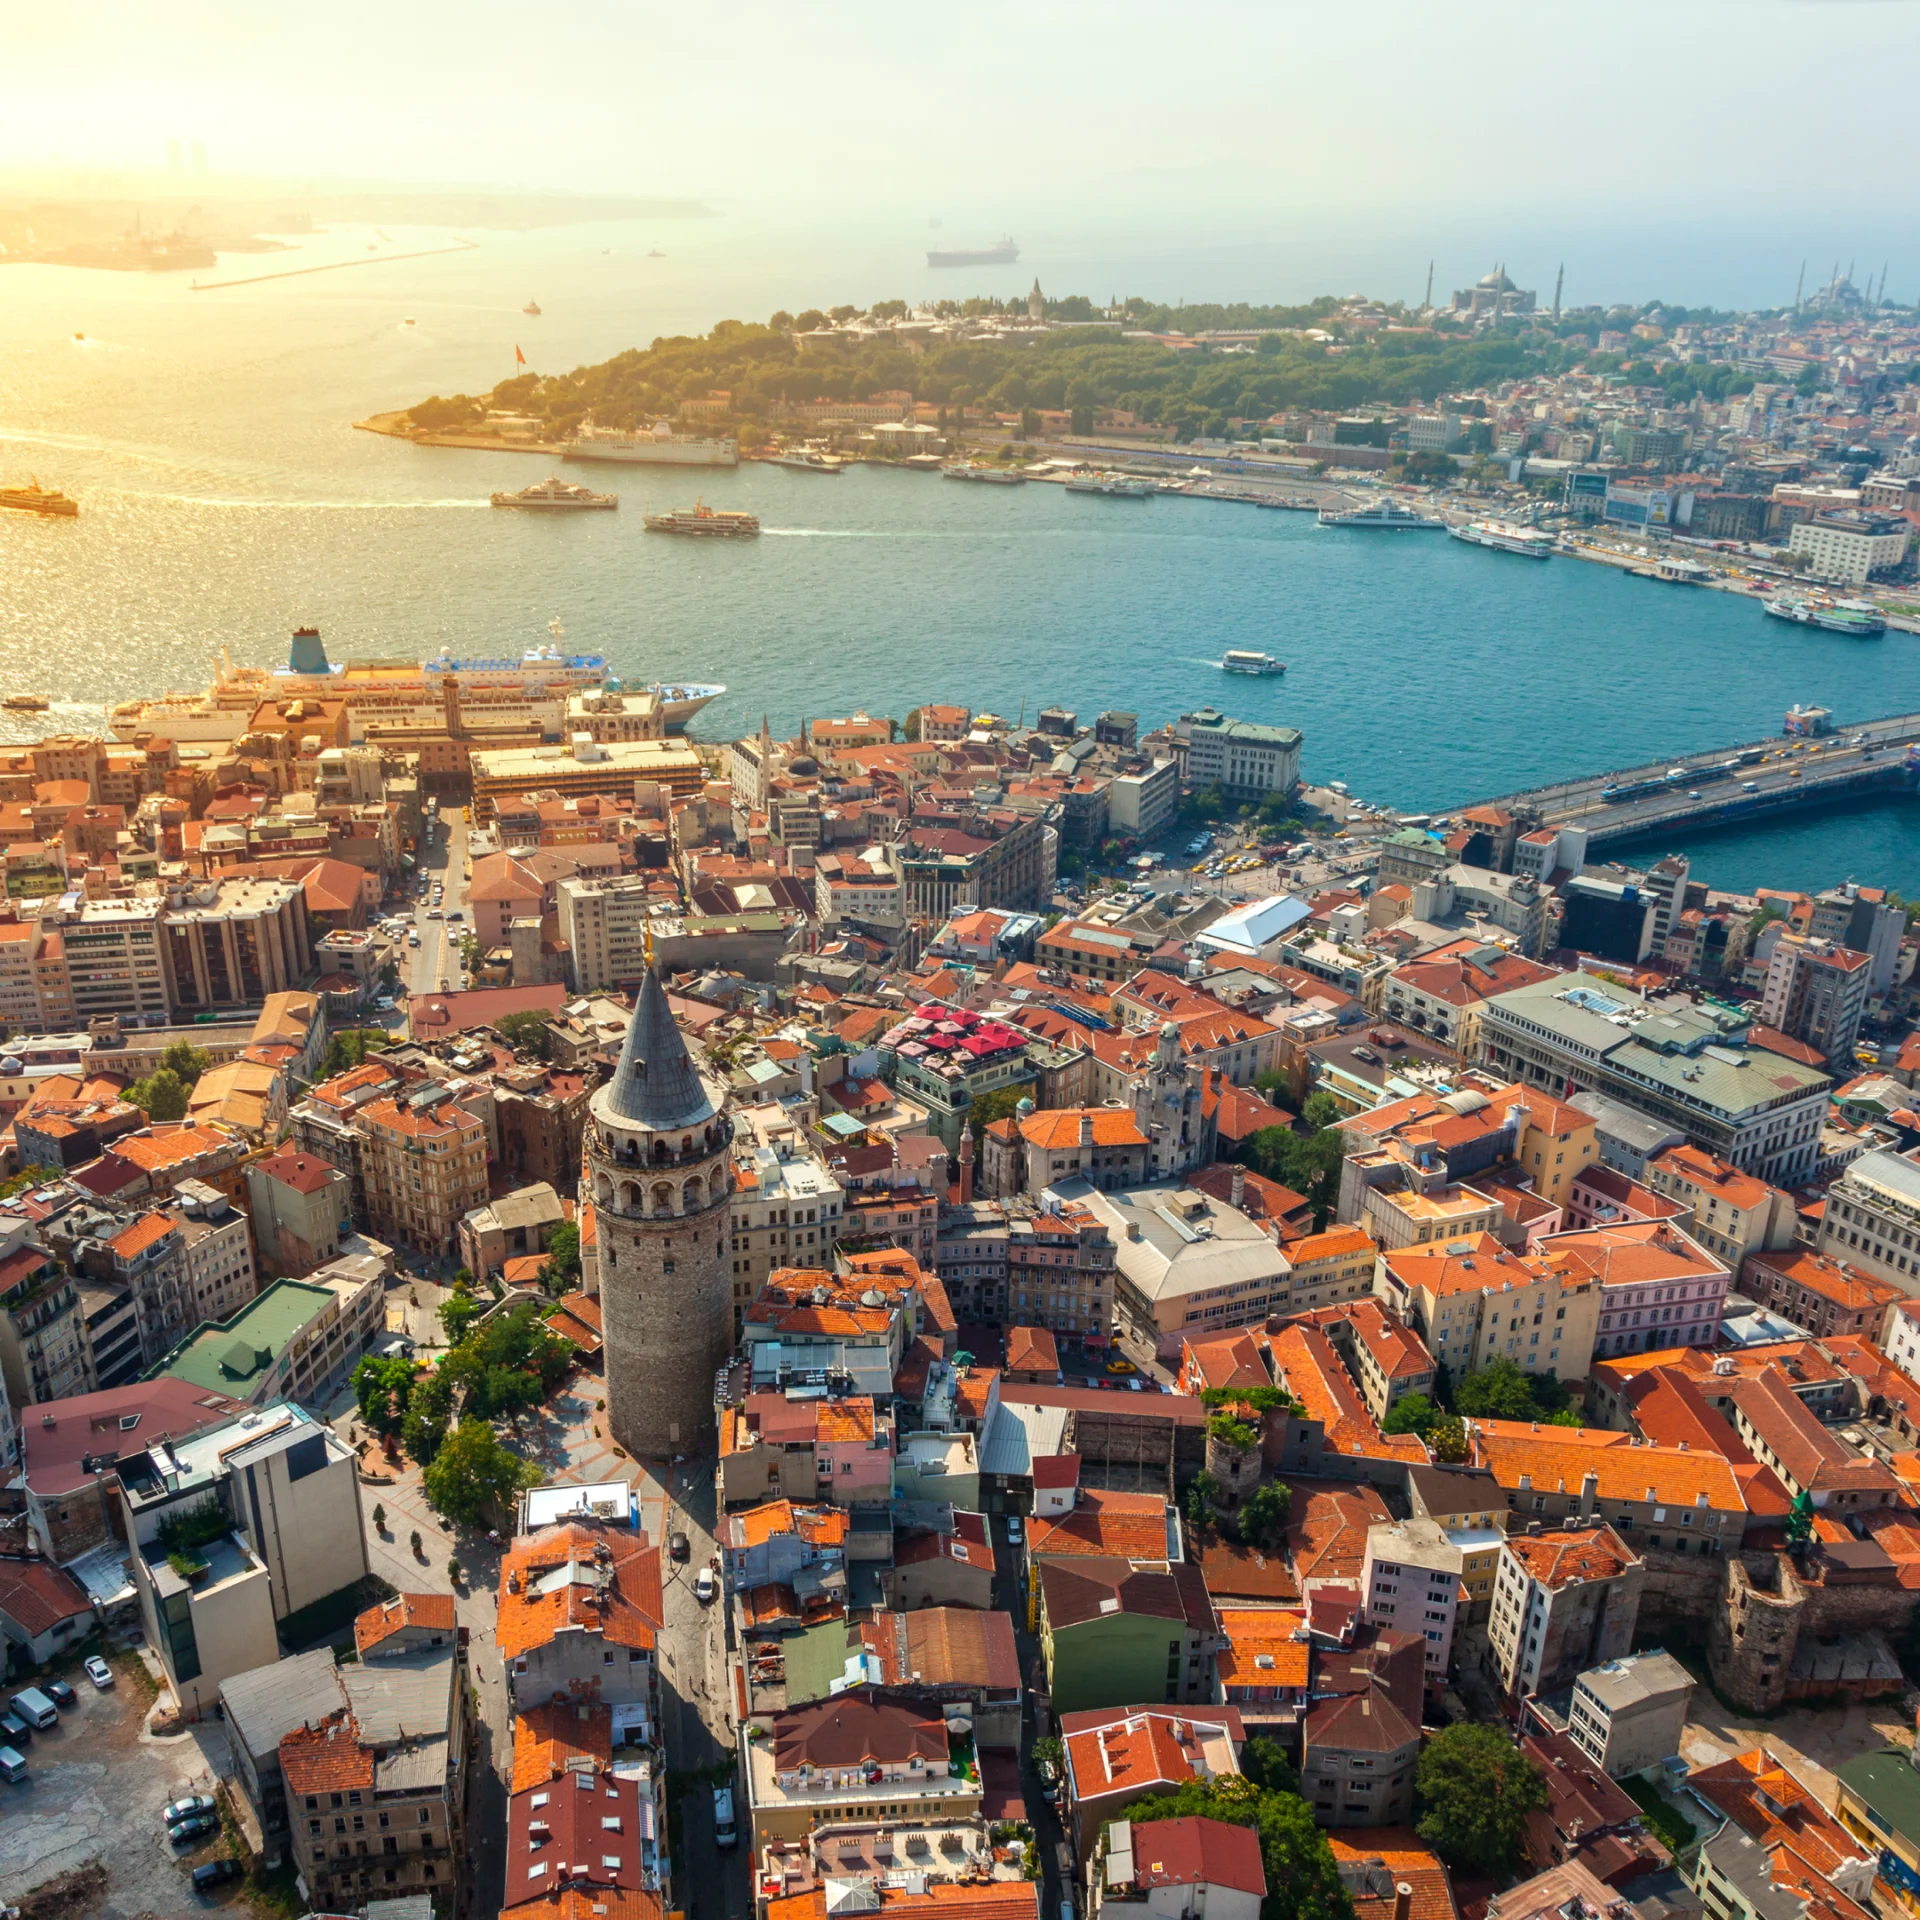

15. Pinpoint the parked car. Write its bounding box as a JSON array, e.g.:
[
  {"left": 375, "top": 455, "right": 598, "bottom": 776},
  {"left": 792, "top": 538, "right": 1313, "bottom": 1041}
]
[
  {"left": 191, "top": 1860, "right": 243, "bottom": 1893},
  {"left": 694, "top": 1567, "right": 717, "bottom": 1604},
  {"left": 1105, "top": 1356, "right": 1136, "bottom": 1375},
  {"left": 669, "top": 1532, "right": 690, "bottom": 1562},
  {"left": 83, "top": 1657, "right": 113, "bottom": 1690},
  {"left": 42, "top": 1681, "right": 76, "bottom": 1710},
  {"left": 0, "top": 1714, "right": 30, "bottom": 1747},
  {"left": 165, "top": 1795, "right": 218, "bottom": 1827},
  {"left": 1005, "top": 1517, "right": 1023, "bottom": 1546},
  {"left": 169, "top": 1812, "right": 220, "bottom": 1845}
]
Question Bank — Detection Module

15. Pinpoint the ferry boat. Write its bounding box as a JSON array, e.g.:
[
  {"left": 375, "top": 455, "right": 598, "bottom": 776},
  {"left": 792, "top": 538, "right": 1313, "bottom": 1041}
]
[
  {"left": 0, "top": 480, "right": 78, "bottom": 518},
  {"left": 1220, "top": 650, "right": 1284, "bottom": 675},
  {"left": 1066, "top": 471, "right": 1152, "bottom": 499},
  {"left": 1763, "top": 593, "right": 1886, "bottom": 636},
  {"left": 643, "top": 500, "right": 760, "bottom": 539},
  {"left": 927, "top": 236, "right": 1019, "bottom": 269},
  {"left": 2, "top": 694, "right": 50, "bottom": 712},
  {"left": 1449, "top": 518, "right": 1553, "bottom": 559},
  {"left": 490, "top": 477, "right": 617, "bottom": 511},
  {"left": 1317, "top": 500, "right": 1443, "bottom": 530},
  {"left": 942, "top": 462, "right": 1025, "bottom": 485},
  {"left": 562, "top": 421, "right": 739, "bottom": 469},
  {"left": 776, "top": 449, "right": 845, "bottom": 475}
]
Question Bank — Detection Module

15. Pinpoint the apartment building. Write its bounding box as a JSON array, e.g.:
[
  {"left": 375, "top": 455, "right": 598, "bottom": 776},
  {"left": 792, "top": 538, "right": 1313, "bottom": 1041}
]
[
  {"left": 1529, "top": 1219, "right": 1730, "bottom": 1361},
  {"left": 1006, "top": 1198, "right": 1116, "bottom": 1343},
  {"left": 281, "top": 1639, "right": 467, "bottom": 1912},
  {"left": 359, "top": 1085, "right": 490, "bottom": 1257},
  {"left": 159, "top": 875, "right": 312, "bottom": 1014},
  {"left": 555, "top": 872, "right": 662, "bottom": 993},
  {"left": 1817, "top": 1149, "right": 1920, "bottom": 1293},
  {"left": 1362, "top": 1518, "right": 1463, "bottom": 1678},
  {"left": 246, "top": 1149, "right": 352, "bottom": 1276},
  {"left": 170, "top": 1180, "right": 258, "bottom": 1326},
  {"left": 468, "top": 735, "right": 704, "bottom": 825},
  {"left": 983, "top": 1105, "right": 1151, "bottom": 1198},
  {"left": 53, "top": 897, "right": 169, "bottom": 1021},
  {"left": 1289, "top": 1292, "right": 1433, "bottom": 1418},
  {"left": 0, "top": 1238, "right": 93, "bottom": 1410},
  {"left": 1787, "top": 510, "right": 1910, "bottom": 585},
  {"left": 1375, "top": 1233, "right": 1601, "bottom": 1383},
  {"left": 1487, "top": 1527, "right": 1643, "bottom": 1701},
  {"left": 1757, "top": 933, "right": 1871, "bottom": 1063},
  {"left": 1565, "top": 1650, "right": 1692, "bottom": 1776},
  {"left": 1645, "top": 1144, "right": 1798, "bottom": 1270},
  {"left": 1741, "top": 1247, "right": 1902, "bottom": 1342},
  {"left": 1382, "top": 940, "right": 1559, "bottom": 1058},
  {"left": 729, "top": 1145, "right": 844, "bottom": 1334}
]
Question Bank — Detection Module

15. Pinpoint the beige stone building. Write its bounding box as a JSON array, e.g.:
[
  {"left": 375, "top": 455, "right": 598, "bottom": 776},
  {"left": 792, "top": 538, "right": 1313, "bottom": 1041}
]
[{"left": 359, "top": 1088, "right": 490, "bottom": 1257}]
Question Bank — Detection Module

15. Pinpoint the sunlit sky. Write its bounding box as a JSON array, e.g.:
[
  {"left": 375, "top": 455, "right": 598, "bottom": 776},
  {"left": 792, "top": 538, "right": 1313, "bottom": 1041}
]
[{"left": 10, "top": 0, "right": 1920, "bottom": 307}]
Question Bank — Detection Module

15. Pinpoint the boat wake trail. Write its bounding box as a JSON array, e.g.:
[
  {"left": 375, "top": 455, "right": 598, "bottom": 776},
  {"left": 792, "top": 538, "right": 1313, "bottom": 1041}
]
[{"left": 103, "top": 492, "right": 492, "bottom": 511}]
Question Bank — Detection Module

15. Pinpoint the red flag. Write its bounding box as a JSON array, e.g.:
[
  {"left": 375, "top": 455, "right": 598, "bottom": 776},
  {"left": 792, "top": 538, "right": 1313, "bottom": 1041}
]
[{"left": 515, "top": 345, "right": 526, "bottom": 366}]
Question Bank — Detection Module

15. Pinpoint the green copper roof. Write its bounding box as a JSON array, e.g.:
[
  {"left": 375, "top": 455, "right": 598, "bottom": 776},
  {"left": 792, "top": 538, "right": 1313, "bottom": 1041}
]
[{"left": 149, "top": 1278, "right": 335, "bottom": 1394}]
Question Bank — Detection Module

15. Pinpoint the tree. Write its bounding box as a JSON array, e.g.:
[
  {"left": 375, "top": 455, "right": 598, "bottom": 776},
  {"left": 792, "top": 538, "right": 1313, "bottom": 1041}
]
[
  {"left": 968, "top": 1084, "right": 1031, "bottom": 1151},
  {"left": 125, "top": 1067, "right": 192, "bottom": 1121},
  {"left": 1427, "top": 1415, "right": 1468, "bottom": 1463},
  {"left": 1237, "top": 1479, "right": 1291, "bottom": 1548},
  {"left": 1240, "top": 1734, "right": 1299, "bottom": 1798},
  {"left": 403, "top": 1362, "right": 456, "bottom": 1466},
  {"left": 1184, "top": 1469, "right": 1221, "bottom": 1538},
  {"left": 496, "top": 1010, "right": 556, "bottom": 1060},
  {"left": 352, "top": 1353, "right": 418, "bottom": 1437},
  {"left": 371, "top": 1503, "right": 386, "bottom": 1532},
  {"left": 1786, "top": 1487, "right": 1815, "bottom": 1550},
  {"left": 1452, "top": 1357, "right": 1540, "bottom": 1421},
  {"left": 1125, "top": 1777, "right": 1352, "bottom": 1920},
  {"left": 439, "top": 1288, "right": 484, "bottom": 1346},
  {"left": 422, "top": 1417, "right": 541, "bottom": 1527},
  {"left": 1381, "top": 1390, "right": 1437, "bottom": 1437},
  {"left": 157, "top": 1039, "right": 212, "bottom": 1084},
  {"left": 1299, "top": 1090, "right": 1342, "bottom": 1133},
  {"left": 538, "top": 1222, "right": 582, "bottom": 1296},
  {"left": 1414, "top": 1724, "right": 1547, "bottom": 1875},
  {"left": 324, "top": 1029, "right": 387, "bottom": 1075}
]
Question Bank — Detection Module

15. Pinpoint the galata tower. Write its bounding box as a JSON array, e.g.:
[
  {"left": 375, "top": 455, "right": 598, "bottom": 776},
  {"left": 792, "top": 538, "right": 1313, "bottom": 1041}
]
[{"left": 587, "top": 962, "right": 733, "bottom": 1456}]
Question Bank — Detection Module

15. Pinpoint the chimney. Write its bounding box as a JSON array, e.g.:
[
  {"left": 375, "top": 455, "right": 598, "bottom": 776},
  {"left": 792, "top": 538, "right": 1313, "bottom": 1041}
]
[
  {"left": 1577, "top": 1471, "right": 1598, "bottom": 1524},
  {"left": 1231, "top": 1165, "right": 1246, "bottom": 1209},
  {"left": 958, "top": 1126, "right": 974, "bottom": 1205},
  {"left": 1394, "top": 1886, "right": 1414, "bottom": 1920},
  {"left": 1079, "top": 1111, "right": 1094, "bottom": 1149}
]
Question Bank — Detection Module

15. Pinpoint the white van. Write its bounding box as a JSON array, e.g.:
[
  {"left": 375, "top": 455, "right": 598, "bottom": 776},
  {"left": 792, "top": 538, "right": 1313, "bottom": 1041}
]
[
  {"left": 713, "top": 1785, "right": 738, "bottom": 1848},
  {"left": 9, "top": 1689, "right": 56, "bottom": 1732}
]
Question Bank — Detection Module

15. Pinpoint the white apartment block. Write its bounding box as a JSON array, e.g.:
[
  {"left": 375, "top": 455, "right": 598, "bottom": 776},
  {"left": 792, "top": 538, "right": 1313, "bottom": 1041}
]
[
  {"left": 557, "top": 873, "right": 661, "bottom": 994},
  {"left": 1787, "top": 515, "right": 1909, "bottom": 586}
]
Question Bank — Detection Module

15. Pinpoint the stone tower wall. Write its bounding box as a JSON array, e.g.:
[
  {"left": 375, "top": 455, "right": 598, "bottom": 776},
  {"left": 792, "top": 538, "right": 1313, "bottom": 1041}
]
[{"left": 594, "top": 1141, "right": 734, "bottom": 1457}]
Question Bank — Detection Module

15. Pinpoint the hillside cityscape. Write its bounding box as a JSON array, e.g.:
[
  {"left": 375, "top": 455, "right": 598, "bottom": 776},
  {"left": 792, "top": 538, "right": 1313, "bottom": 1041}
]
[{"left": 10, "top": 31, "right": 1920, "bottom": 1920}]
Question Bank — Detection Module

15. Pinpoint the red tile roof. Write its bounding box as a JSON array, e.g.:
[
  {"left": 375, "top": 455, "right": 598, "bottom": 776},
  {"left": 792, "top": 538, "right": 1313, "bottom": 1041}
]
[{"left": 354, "top": 1590, "right": 456, "bottom": 1656}]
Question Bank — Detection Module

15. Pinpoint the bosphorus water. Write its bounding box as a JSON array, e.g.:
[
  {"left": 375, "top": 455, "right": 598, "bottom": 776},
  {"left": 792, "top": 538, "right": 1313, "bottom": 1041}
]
[{"left": 2, "top": 217, "right": 1918, "bottom": 896}]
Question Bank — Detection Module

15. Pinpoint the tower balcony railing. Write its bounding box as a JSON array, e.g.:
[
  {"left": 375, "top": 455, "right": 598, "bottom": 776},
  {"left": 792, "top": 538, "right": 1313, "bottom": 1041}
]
[{"left": 586, "top": 1117, "right": 728, "bottom": 1170}]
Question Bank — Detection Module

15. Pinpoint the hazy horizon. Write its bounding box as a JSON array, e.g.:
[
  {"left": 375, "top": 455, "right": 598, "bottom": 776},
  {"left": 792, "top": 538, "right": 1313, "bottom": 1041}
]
[{"left": 11, "top": 0, "right": 1920, "bottom": 312}]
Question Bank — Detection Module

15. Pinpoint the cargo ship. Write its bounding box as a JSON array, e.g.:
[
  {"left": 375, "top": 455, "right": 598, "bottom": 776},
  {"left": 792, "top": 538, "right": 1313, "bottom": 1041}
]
[
  {"left": 562, "top": 421, "right": 739, "bottom": 468},
  {"left": 490, "top": 477, "right": 617, "bottom": 511},
  {"left": 1448, "top": 518, "right": 1553, "bottom": 558},
  {"left": 0, "top": 480, "right": 78, "bottom": 518},
  {"left": 643, "top": 500, "right": 760, "bottom": 538},
  {"left": 927, "top": 235, "right": 1019, "bottom": 269}
]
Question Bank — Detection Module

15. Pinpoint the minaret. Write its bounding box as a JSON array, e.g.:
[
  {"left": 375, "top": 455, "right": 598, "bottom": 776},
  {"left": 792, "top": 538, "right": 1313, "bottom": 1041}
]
[
  {"left": 588, "top": 960, "right": 734, "bottom": 1456},
  {"left": 1552, "top": 263, "right": 1563, "bottom": 323},
  {"left": 1423, "top": 260, "right": 1433, "bottom": 312},
  {"left": 1028, "top": 278, "right": 1044, "bottom": 322}
]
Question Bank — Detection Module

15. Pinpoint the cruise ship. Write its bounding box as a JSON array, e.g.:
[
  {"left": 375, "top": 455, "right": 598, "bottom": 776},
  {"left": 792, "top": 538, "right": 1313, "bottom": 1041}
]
[
  {"left": 1763, "top": 593, "right": 1887, "bottom": 636},
  {"left": 562, "top": 421, "right": 739, "bottom": 468},
  {"left": 927, "top": 236, "right": 1019, "bottom": 269},
  {"left": 1318, "top": 500, "right": 1443, "bottom": 530},
  {"left": 1448, "top": 519, "right": 1554, "bottom": 559}
]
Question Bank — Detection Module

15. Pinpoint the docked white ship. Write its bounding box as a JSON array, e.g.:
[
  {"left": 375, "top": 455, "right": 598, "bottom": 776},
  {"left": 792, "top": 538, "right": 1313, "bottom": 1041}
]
[
  {"left": 1318, "top": 500, "right": 1444, "bottom": 530},
  {"left": 1448, "top": 518, "right": 1554, "bottom": 558},
  {"left": 1066, "top": 471, "right": 1152, "bottom": 499},
  {"left": 562, "top": 420, "right": 739, "bottom": 468}
]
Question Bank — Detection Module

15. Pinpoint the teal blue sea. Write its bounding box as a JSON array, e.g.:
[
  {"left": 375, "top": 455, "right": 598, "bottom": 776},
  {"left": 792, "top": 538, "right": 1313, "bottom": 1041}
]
[{"left": 1, "top": 216, "right": 1916, "bottom": 896}]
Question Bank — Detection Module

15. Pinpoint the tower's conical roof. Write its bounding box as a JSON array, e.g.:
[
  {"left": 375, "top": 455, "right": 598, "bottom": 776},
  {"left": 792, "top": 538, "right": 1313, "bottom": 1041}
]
[{"left": 603, "top": 965, "right": 718, "bottom": 1132}]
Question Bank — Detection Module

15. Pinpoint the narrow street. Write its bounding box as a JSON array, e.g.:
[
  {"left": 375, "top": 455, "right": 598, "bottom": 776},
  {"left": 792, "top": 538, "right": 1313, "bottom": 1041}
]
[
  {"left": 406, "top": 804, "right": 471, "bottom": 997},
  {"left": 994, "top": 1517, "right": 1072, "bottom": 1919}
]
